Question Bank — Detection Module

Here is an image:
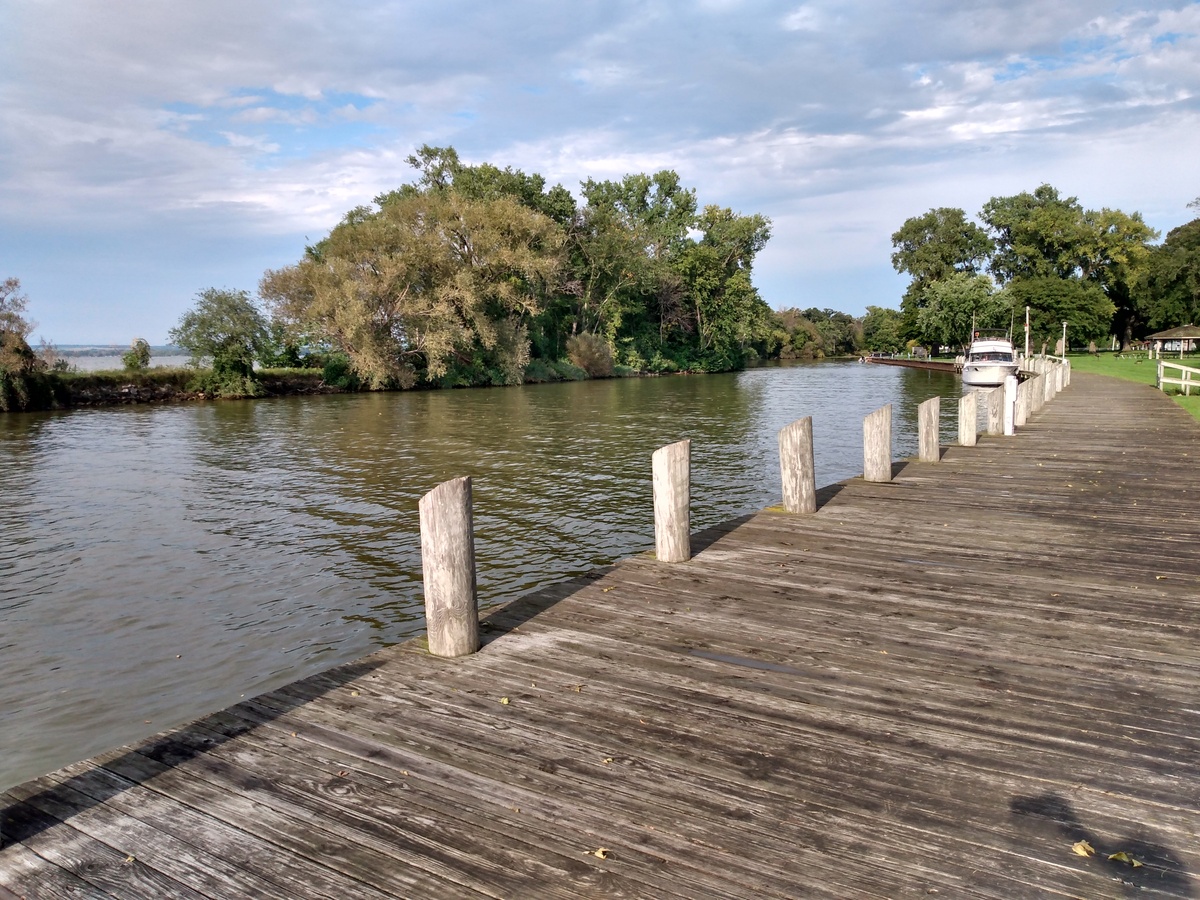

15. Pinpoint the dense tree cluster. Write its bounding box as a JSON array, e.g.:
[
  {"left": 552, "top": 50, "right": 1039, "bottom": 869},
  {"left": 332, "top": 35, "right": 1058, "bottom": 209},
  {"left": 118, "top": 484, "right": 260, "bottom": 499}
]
[
  {"left": 261, "top": 146, "right": 777, "bottom": 388},
  {"left": 891, "top": 185, "right": 1190, "bottom": 350}
]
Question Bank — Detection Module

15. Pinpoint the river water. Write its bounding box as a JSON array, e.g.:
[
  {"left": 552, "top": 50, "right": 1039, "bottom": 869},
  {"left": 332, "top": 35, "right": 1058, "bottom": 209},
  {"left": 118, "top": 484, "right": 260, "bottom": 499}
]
[{"left": 0, "top": 361, "right": 962, "bottom": 789}]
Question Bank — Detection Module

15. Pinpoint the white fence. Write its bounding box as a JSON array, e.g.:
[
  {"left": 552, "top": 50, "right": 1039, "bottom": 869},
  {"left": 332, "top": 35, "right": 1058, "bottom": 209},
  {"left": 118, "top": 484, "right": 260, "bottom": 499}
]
[{"left": 1157, "top": 360, "right": 1200, "bottom": 396}]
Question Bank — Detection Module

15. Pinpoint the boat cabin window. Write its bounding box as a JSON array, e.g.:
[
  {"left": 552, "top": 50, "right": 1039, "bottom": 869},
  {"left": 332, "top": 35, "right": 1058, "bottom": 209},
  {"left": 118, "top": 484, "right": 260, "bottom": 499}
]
[{"left": 969, "top": 351, "right": 1014, "bottom": 363}]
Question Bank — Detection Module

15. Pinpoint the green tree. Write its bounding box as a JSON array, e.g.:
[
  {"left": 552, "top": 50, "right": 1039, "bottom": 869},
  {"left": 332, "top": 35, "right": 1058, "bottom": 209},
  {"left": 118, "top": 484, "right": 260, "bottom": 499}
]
[
  {"left": 1080, "top": 208, "right": 1157, "bottom": 349},
  {"left": 915, "top": 274, "right": 1010, "bottom": 351},
  {"left": 169, "top": 288, "right": 268, "bottom": 379},
  {"left": 861, "top": 306, "right": 904, "bottom": 353},
  {"left": 675, "top": 205, "right": 773, "bottom": 366},
  {"left": 263, "top": 189, "right": 562, "bottom": 388},
  {"left": 891, "top": 208, "right": 994, "bottom": 336},
  {"left": 121, "top": 338, "right": 151, "bottom": 371},
  {"left": 1005, "top": 277, "right": 1114, "bottom": 347},
  {"left": 980, "top": 185, "right": 1088, "bottom": 282},
  {"left": 1139, "top": 218, "right": 1200, "bottom": 330},
  {"left": 0, "top": 277, "right": 39, "bottom": 376}
]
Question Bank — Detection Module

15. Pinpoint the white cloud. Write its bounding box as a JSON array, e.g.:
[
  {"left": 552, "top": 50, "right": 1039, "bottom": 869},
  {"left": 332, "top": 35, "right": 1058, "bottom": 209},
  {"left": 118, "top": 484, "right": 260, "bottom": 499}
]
[
  {"left": 2, "top": 0, "right": 1199, "bottom": 341},
  {"left": 781, "top": 6, "right": 822, "bottom": 32}
]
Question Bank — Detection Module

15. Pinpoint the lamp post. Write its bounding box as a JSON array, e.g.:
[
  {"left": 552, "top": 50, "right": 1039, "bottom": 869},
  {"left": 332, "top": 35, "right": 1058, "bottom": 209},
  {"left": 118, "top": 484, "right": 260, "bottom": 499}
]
[{"left": 1061, "top": 321, "right": 1068, "bottom": 361}]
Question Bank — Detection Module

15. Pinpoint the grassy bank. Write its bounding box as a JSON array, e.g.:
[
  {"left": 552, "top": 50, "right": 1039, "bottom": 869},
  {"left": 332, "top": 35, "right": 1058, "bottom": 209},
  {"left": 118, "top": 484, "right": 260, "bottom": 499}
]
[{"left": 1067, "top": 352, "right": 1200, "bottom": 422}]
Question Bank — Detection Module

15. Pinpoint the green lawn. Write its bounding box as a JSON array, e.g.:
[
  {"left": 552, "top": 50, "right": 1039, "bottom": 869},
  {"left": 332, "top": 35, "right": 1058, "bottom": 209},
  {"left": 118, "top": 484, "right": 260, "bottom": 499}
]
[{"left": 1067, "top": 352, "right": 1200, "bottom": 422}]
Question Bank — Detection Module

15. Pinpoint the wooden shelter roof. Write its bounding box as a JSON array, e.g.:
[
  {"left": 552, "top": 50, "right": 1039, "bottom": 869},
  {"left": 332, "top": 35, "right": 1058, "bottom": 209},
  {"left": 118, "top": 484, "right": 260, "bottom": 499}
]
[{"left": 1147, "top": 324, "right": 1200, "bottom": 340}]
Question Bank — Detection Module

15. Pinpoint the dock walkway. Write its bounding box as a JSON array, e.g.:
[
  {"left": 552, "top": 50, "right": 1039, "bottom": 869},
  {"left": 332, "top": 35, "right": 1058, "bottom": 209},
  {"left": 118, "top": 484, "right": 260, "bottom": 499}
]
[{"left": 3, "top": 373, "right": 1199, "bottom": 898}]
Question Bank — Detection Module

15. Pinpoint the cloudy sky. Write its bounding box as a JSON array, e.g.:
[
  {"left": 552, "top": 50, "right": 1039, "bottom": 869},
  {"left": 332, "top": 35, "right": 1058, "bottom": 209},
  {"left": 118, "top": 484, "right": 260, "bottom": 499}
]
[{"left": 3, "top": 0, "right": 1198, "bottom": 345}]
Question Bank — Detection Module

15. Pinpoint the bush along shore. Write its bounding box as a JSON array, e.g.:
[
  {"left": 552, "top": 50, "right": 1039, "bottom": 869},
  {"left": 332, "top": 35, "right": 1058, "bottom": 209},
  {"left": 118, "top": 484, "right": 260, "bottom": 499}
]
[{"left": 0, "top": 357, "right": 654, "bottom": 413}]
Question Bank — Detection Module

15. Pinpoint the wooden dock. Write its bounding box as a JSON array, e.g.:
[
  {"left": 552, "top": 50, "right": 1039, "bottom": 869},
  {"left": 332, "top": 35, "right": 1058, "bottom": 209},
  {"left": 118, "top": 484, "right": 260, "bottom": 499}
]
[{"left": 3, "top": 373, "right": 1199, "bottom": 898}]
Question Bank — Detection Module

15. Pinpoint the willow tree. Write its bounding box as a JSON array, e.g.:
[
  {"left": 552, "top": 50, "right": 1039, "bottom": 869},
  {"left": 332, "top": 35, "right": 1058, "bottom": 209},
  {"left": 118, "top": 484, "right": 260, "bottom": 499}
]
[{"left": 261, "top": 190, "right": 563, "bottom": 388}]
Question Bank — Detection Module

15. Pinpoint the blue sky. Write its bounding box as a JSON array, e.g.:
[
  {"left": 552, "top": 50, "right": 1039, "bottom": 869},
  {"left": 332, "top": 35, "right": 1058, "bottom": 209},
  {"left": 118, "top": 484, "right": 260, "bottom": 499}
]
[{"left": 3, "top": 0, "right": 1198, "bottom": 344}]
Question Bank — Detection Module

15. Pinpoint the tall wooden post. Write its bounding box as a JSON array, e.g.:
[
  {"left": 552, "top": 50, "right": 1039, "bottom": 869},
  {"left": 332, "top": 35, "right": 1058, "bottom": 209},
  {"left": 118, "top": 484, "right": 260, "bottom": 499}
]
[
  {"left": 1003, "top": 374, "right": 1018, "bottom": 435},
  {"left": 1031, "top": 375, "right": 1045, "bottom": 413},
  {"left": 779, "top": 418, "right": 817, "bottom": 514},
  {"left": 419, "top": 476, "right": 479, "bottom": 658},
  {"left": 918, "top": 397, "right": 940, "bottom": 462},
  {"left": 1043, "top": 369, "right": 1055, "bottom": 403},
  {"left": 958, "top": 391, "right": 978, "bottom": 447},
  {"left": 653, "top": 440, "right": 691, "bottom": 562},
  {"left": 863, "top": 404, "right": 892, "bottom": 482},
  {"left": 986, "top": 388, "right": 1003, "bottom": 435}
]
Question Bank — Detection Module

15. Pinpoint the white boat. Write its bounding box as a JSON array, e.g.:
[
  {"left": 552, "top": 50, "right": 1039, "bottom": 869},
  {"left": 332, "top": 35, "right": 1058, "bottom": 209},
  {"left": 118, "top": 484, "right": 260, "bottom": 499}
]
[{"left": 961, "top": 329, "right": 1019, "bottom": 387}]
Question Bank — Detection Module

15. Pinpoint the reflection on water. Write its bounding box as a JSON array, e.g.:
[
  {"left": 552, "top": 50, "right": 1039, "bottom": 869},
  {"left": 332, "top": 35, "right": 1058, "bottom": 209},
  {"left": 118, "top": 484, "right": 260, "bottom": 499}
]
[{"left": 0, "top": 361, "right": 961, "bottom": 788}]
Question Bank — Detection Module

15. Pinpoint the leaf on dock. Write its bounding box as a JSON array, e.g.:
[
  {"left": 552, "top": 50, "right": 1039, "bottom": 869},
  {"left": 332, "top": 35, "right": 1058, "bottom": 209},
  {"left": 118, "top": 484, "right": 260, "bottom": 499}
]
[
  {"left": 1108, "top": 851, "right": 1144, "bottom": 868},
  {"left": 500, "top": 696, "right": 510, "bottom": 705},
  {"left": 1072, "top": 840, "right": 1095, "bottom": 857}
]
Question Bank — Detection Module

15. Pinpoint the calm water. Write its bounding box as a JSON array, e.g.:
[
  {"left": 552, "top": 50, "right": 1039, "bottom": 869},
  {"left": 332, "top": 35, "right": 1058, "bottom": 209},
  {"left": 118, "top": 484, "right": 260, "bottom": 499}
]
[{"left": 0, "top": 361, "right": 962, "bottom": 789}]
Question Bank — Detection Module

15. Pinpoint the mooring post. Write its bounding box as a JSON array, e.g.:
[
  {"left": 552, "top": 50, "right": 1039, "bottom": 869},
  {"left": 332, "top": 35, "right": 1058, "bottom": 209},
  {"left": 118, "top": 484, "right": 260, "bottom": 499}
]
[
  {"left": 1043, "top": 369, "right": 1055, "bottom": 404},
  {"left": 958, "top": 391, "right": 978, "bottom": 447},
  {"left": 986, "top": 388, "right": 1003, "bottom": 436},
  {"left": 1064, "top": 359, "right": 1072, "bottom": 386},
  {"left": 918, "top": 397, "right": 940, "bottom": 462},
  {"left": 653, "top": 439, "right": 691, "bottom": 562},
  {"left": 1016, "top": 379, "right": 1030, "bottom": 427},
  {"left": 863, "top": 404, "right": 892, "bottom": 482},
  {"left": 418, "top": 476, "right": 480, "bottom": 658},
  {"left": 1031, "top": 375, "right": 1045, "bottom": 413},
  {"left": 1003, "top": 374, "right": 1018, "bottom": 435},
  {"left": 779, "top": 417, "right": 817, "bottom": 514}
]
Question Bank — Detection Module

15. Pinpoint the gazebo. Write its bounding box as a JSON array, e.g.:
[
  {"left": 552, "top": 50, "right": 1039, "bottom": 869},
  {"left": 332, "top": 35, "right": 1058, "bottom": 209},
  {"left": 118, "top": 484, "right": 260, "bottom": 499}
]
[{"left": 1147, "top": 324, "right": 1200, "bottom": 359}]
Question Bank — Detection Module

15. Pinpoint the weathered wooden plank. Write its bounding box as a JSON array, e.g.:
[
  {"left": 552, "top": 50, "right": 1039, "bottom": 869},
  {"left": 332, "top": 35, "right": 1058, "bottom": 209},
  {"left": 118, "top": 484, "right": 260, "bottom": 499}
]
[
  {"left": 420, "top": 476, "right": 480, "bottom": 658},
  {"left": 652, "top": 439, "right": 691, "bottom": 562},
  {"left": 0, "top": 840, "right": 110, "bottom": 899},
  {"left": 862, "top": 404, "right": 892, "bottom": 482},
  {"left": 779, "top": 417, "right": 817, "bottom": 513}
]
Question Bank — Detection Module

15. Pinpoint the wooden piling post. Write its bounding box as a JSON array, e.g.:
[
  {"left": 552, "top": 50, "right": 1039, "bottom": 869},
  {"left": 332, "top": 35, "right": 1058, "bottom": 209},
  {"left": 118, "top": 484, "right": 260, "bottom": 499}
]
[
  {"left": 1016, "top": 380, "right": 1030, "bottom": 427},
  {"left": 1043, "top": 369, "right": 1055, "bottom": 403},
  {"left": 779, "top": 418, "right": 817, "bottom": 513},
  {"left": 863, "top": 404, "right": 892, "bottom": 482},
  {"left": 653, "top": 440, "right": 691, "bottom": 562},
  {"left": 419, "top": 476, "right": 480, "bottom": 658},
  {"left": 918, "top": 397, "right": 940, "bottom": 462},
  {"left": 958, "top": 391, "right": 978, "bottom": 447},
  {"left": 1031, "top": 375, "right": 1045, "bottom": 413},
  {"left": 986, "top": 388, "right": 1003, "bottom": 435},
  {"left": 1003, "top": 375, "right": 1018, "bottom": 435}
]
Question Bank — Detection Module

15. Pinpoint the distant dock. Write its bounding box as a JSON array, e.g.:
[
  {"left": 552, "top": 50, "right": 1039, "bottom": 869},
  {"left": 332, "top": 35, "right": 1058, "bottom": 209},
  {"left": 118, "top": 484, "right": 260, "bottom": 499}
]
[
  {"left": 862, "top": 355, "right": 959, "bottom": 373},
  {"left": 3, "top": 372, "right": 1199, "bottom": 897}
]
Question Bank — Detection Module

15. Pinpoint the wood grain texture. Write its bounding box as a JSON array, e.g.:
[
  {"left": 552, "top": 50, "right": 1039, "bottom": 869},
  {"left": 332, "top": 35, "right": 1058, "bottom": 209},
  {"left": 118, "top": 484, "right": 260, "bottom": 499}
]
[
  {"left": 652, "top": 439, "right": 691, "bottom": 562},
  {"left": 779, "top": 417, "right": 817, "bottom": 513},
  {"left": 918, "top": 397, "right": 940, "bottom": 463},
  {"left": 958, "top": 390, "right": 978, "bottom": 447},
  {"left": 862, "top": 404, "right": 892, "bottom": 483},
  {"left": 986, "top": 387, "right": 1003, "bottom": 435},
  {"left": 419, "top": 476, "right": 479, "bottom": 658},
  {"left": 3, "top": 373, "right": 1198, "bottom": 898}
]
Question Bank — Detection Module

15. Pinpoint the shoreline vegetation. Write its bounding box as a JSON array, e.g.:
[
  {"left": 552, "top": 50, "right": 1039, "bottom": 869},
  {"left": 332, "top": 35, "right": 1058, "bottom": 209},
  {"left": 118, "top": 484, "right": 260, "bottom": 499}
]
[
  {"left": 4, "top": 152, "right": 1197, "bottom": 415},
  {"left": 1, "top": 354, "right": 862, "bottom": 413}
]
